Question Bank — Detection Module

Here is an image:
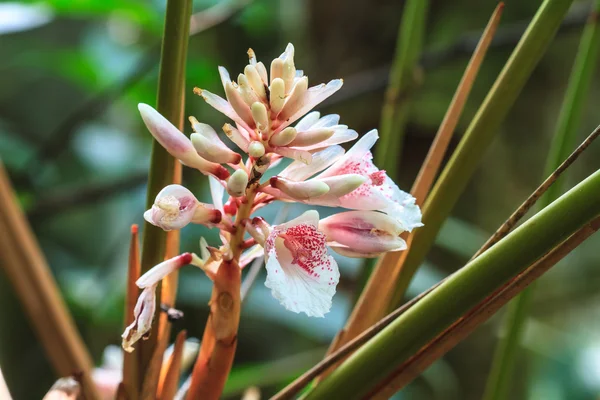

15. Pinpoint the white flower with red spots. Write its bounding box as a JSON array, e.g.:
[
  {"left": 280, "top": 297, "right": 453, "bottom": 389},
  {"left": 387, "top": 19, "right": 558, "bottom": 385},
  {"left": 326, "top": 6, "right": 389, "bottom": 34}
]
[
  {"left": 122, "top": 43, "right": 423, "bottom": 352},
  {"left": 264, "top": 210, "right": 339, "bottom": 317}
]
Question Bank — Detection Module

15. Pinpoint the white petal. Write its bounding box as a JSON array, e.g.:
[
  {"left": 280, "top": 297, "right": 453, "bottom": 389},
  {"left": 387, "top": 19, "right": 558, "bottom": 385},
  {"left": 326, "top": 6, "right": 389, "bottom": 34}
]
[
  {"left": 273, "top": 79, "right": 343, "bottom": 133},
  {"left": 272, "top": 146, "right": 312, "bottom": 164},
  {"left": 136, "top": 253, "right": 192, "bottom": 288},
  {"left": 295, "top": 111, "right": 321, "bottom": 132},
  {"left": 218, "top": 66, "right": 231, "bottom": 92},
  {"left": 280, "top": 145, "right": 345, "bottom": 181},
  {"left": 299, "top": 128, "right": 358, "bottom": 151},
  {"left": 197, "top": 89, "right": 254, "bottom": 133},
  {"left": 310, "top": 114, "right": 341, "bottom": 129},
  {"left": 122, "top": 285, "right": 157, "bottom": 353},
  {"left": 264, "top": 218, "right": 339, "bottom": 317},
  {"left": 209, "top": 176, "right": 225, "bottom": 213}
]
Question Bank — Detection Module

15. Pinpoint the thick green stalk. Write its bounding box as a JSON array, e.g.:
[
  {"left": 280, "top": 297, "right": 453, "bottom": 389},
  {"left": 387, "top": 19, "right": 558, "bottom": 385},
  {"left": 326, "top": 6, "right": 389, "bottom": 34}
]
[
  {"left": 304, "top": 168, "right": 600, "bottom": 400},
  {"left": 136, "top": 0, "right": 192, "bottom": 392},
  {"left": 388, "top": 0, "right": 574, "bottom": 308},
  {"left": 483, "top": 2, "right": 600, "bottom": 399},
  {"left": 375, "top": 0, "right": 429, "bottom": 179}
]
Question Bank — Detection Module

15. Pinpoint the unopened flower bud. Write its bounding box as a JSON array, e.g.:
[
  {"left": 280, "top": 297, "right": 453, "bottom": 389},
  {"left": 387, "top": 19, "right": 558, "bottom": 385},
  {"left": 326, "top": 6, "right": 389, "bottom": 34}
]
[
  {"left": 225, "top": 81, "right": 255, "bottom": 128},
  {"left": 244, "top": 216, "right": 271, "bottom": 245},
  {"left": 191, "top": 132, "right": 241, "bottom": 164},
  {"left": 269, "top": 78, "right": 286, "bottom": 115},
  {"left": 317, "top": 174, "right": 367, "bottom": 197},
  {"left": 319, "top": 211, "right": 407, "bottom": 258},
  {"left": 136, "top": 253, "right": 193, "bottom": 288},
  {"left": 270, "top": 176, "right": 329, "bottom": 200},
  {"left": 270, "top": 58, "right": 283, "bottom": 83},
  {"left": 144, "top": 185, "right": 221, "bottom": 231},
  {"left": 138, "top": 104, "right": 229, "bottom": 179},
  {"left": 251, "top": 102, "right": 269, "bottom": 131},
  {"left": 227, "top": 169, "right": 249, "bottom": 197},
  {"left": 289, "top": 128, "right": 335, "bottom": 147},
  {"left": 244, "top": 64, "right": 267, "bottom": 100},
  {"left": 269, "top": 127, "right": 297, "bottom": 147},
  {"left": 278, "top": 76, "right": 308, "bottom": 121},
  {"left": 248, "top": 141, "right": 265, "bottom": 157},
  {"left": 237, "top": 73, "right": 261, "bottom": 107}
]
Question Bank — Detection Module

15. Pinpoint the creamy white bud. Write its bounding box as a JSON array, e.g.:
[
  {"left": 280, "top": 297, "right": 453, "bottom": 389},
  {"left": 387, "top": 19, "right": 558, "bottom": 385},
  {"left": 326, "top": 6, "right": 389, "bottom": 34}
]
[
  {"left": 270, "top": 58, "right": 283, "bottom": 84},
  {"left": 270, "top": 176, "right": 329, "bottom": 200},
  {"left": 227, "top": 169, "right": 249, "bottom": 197},
  {"left": 136, "top": 253, "right": 193, "bottom": 288},
  {"left": 278, "top": 77, "right": 308, "bottom": 121},
  {"left": 269, "top": 78, "right": 286, "bottom": 115},
  {"left": 317, "top": 174, "right": 367, "bottom": 197},
  {"left": 191, "top": 132, "right": 241, "bottom": 164},
  {"left": 269, "top": 127, "right": 297, "bottom": 147},
  {"left": 248, "top": 141, "right": 265, "bottom": 157},
  {"left": 224, "top": 82, "right": 255, "bottom": 128},
  {"left": 289, "top": 128, "right": 335, "bottom": 147},
  {"left": 238, "top": 74, "right": 261, "bottom": 106},
  {"left": 244, "top": 65, "right": 267, "bottom": 100},
  {"left": 282, "top": 55, "right": 296, "bottom": 94},
  {"left": 251, "top": 102, "right": 269, "bottom": 131}
]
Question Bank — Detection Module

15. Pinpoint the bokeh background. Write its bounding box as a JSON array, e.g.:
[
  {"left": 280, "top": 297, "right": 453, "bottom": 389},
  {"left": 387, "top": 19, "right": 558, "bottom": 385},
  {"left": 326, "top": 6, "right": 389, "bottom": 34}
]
[{"left": 1, "top": 0, "right": 600, "bottom": 398}]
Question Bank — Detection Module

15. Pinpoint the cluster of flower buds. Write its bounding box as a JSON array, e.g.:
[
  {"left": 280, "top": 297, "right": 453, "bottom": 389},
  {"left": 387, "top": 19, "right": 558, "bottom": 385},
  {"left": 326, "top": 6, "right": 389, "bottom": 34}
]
[{"left": 123, "top": 44, "right": 422, "bottom": 352}]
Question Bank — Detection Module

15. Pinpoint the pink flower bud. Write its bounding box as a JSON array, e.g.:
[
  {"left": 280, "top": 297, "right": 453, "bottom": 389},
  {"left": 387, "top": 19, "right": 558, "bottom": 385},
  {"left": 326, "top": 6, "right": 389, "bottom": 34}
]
[
  {"left": 189, "top": 117, "right": 242, "bottom": 164},
  {"left": 244, "top": 216, "right": 271, "bottom": 245},
  {"left": 144, "top": 185, "right": 221, "bottom": 231},
  {"left": 225, "top": 81, "right": 255, "bottom": 129},
  {"left": 244, "top": 64, "right": 267, "bottom": 101},
  {"left": 270, "top": 176, "right": 329, "bottom": 200},
  {"left": 278, "top": 76, "right": 308, "bottom": 121},
  {"left": 138, "top": 103, "right": 229, "bottom": 179},
  {"left": 270, "top": 127, "right": 297, "bottom": 146},
  {"left": 319, "top": 211, "right": 407, "bottom": 258},
  {"left": 136, "top": 253, "right": 193, "bottom": 288}
]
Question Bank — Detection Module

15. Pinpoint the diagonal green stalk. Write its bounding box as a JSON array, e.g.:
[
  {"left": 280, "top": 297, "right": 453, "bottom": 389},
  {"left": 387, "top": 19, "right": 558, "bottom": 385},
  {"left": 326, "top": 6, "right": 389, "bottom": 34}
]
[
  {"left": 483, "top": 2, "right": 600, "bottom": 399},
  {"left": 388, "top": 0, "right": 575, "bottom": 308},
  {"left": 303, "top": 167, "right": 600, "bottom": 400},
  {"left": 375, "top": 0, "right": 429, "bottom": 180},
  {"left": 135, "top": 0, "right": 192, "bottom": 394}
]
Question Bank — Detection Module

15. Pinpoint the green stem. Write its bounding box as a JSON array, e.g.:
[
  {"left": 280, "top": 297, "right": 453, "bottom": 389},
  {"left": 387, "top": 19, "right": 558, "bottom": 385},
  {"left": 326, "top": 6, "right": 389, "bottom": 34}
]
[
  {"left": 304, "top": 168, "right": 600, "bottom": 400},
  {"left": 136, "top": 0, "right": 192, "bottom": 393},
  {"left": 482, "top": 2, "right": 600, "bottom": 399},
  {"left": 375, "top": 0, "right": 429, "bottom": 180},
  {"left": 388, "top": 0, "right": 575, "bottom": 308}
]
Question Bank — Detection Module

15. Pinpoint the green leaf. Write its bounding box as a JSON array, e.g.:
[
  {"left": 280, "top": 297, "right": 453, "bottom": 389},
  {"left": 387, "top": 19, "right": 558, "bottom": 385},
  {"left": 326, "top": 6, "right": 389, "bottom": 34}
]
[
  {"left": 483, "top": 1, "right": 600, "bottom": 398},
  {"left": 388, "top": 0, "right": 575, "bottom": 308},
  {"left": 304, "top": 167, "right": 600, "bottom": 399}
]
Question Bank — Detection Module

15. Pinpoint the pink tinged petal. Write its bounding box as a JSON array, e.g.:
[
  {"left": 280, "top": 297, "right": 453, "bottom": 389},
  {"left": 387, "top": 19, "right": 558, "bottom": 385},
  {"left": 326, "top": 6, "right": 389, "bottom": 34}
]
[
  {"left": 269, "top": 127, "right": 297, "bottom": 147},
  {"left": 122, "top": 285, "right": 157, "bottom": 353},
  {"left": 227, "top": 169, "right": 249, "bottom": 197},
  {"left": 136, "top": 253, "right": 193, "bottom": 288},
  {"left": 190, "top": 132, "right": 241, "bottom": 164},
  {"left": 319, "top": 211, "right": 407, "bottom": 257},
  {"left": 272, "top": 146, "right": 312, "bottom": 164},
  {"left": 310, "top": 114, "right": 341, "bottom": 129},
  {"left": 223, "top": 123, "right": 250, "bottom": 152},
  {"left": 244, "top": 64, "right": 267, "bottom": 101},
  {"left": 270, "top": 176, "right": 329, "bottom": 200},
  {"left": 195, "top": 88, "right": 254, "bottom": 133},
  {"left": 225, "top": 81, "right": 255, "bottom": 129},
  {"left": 264, "top": 211, "right": 339, "bottom": 317},
  {"left": 273, "top": 79, "right": 343, "bottom": 134},
  {"left": 270, "top": 58, "right": 284, "bottom": 84},
  {"left": 280, "top": 145, "right": 345, "bottom": 181},
  {"left": 289, "top": 128, "right": 334, "bottom": 147}
]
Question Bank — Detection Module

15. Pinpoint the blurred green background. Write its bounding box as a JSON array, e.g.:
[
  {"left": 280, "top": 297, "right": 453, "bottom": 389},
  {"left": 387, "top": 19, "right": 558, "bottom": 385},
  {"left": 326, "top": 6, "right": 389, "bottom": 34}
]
[{"left": 0, "top": 0, "right": 599, "bottom": 399}]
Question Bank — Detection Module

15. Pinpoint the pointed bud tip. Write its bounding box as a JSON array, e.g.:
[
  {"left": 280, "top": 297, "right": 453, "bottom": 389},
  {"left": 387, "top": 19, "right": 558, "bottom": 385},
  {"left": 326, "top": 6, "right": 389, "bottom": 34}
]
[
  {"left": 180, "top": 253, "right": 193, "bottom": 265},
  {"left": 131, "top": 224, "right": 138, "bottom": 234},
  {"left": 215, "top": 166, "right": 230, "bottom": 180}
]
